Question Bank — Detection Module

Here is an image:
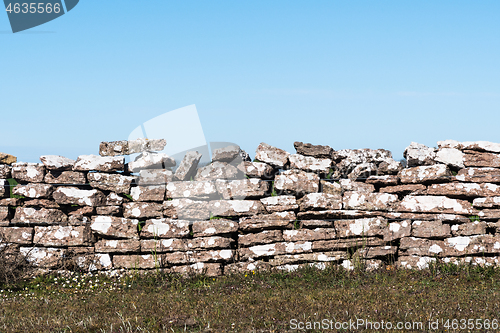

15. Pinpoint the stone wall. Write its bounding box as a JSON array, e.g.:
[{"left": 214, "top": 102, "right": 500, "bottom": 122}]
[{"left": 2, "top": 139, "right": 500, "bottom": 276}]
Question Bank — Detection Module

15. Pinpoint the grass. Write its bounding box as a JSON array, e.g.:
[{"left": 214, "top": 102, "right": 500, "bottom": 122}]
[{"left": 1, "top": 262, "right": 500, "bottom": 332}]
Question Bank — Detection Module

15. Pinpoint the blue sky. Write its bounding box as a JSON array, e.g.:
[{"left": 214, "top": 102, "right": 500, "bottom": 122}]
[{"left": 1, "top": 1, "right": 499, "bottom": 163}]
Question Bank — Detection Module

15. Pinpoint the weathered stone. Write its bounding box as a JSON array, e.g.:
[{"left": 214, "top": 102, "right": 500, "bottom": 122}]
[
  {"left": 399, "top": 237, "right": 445, "bottom": 256},
  {"left": 339, "top": 179, "right": 375, "bottom": 193},
  {"left": 239, "top": 211, "right": 295, "bottom": 232},
  {"left": 169, "top": 263, "right": 222, "bottom": 277},
  {"left": 343, "top": 192, "right": 398, "bottom": 211},
  {"left": 0, "top": 198, "right": 19, "bottom": 206},
  {"left": 96, "top": 206, "right": 122, "bottom": 216},
  {"left": 274, "top": 169, "right": 319, "bottom": 196},
  {"left": 320, "top": 181, "right": 343, "bottom": 196},
  {"left": 427, "top": 183, "right": 500, "bottom": 198},
  {"left": 192, "top": 219, "right": 238, "bottom": 237},
  {"left": 379, "top": 184, "right": 426, "bottom": 195},
  {"left": 166, "top": 181, "right": 216, "bottom": 199},
  {"left": 141, "top": 238, "right": 186, "bottom": 253},
  {"left": 299, "top": 219, "right": 333, "bottom": 228},
  {"left": 237, "top": 161, "right": 276, "bottom": 179},
  {"left": 334, "top": 148, "right": 392, "bottom": 165},
  {"left": 185, "top": 236, "right": 233, "bottom": 250},
  {"left": 123, "top": 202, "right": 163, "bottom": 219},
  {"left": 403, "top": 142, "right": 436, "bottom": 167},
  {"left": 260, "top": 195, "right": 298, "bottom": 213},
  {"left": 131, "top": 185, "right": 166, "bottom": 201},
  {"left": 385, "top": 212, "right": 468, "bottom": 222},
  {"left": 297, "top": 210, "right": 383, "bottom": 220},
  {"left": 105, "top": 192, "right": 125, "bottom": 206},
  {"left": 477, "top": 209, "right": 500, "bottom": 219},
  {"left": 398, "top": 195, "right": 476, "bottom": 215},
  {"left": 411, "top": 220, "right": 451, "bottom": 238},
  {"left": 377, "top": 159, "right": 403, "bottom": 175},
  {"left": 458, "top": 141, "right": 500, "bottom": 153},
  {"left": 174, "top": 151, "right": 202, "bottom": 181},
  {"left": 312, "top": 237, "right": 386, "bottom": 251},
  {"left": 44, "top": 171, "right": 87, "bottom": 185},
  {"left": 140, "top": 218, "right": 191, "bottom": 238},
  {"left": 255, "top": 142, "right": 289, "bottom": 168},
  {"left": 68, "top": 248, "right": 112, "bottom": 271},
  {"left": 298, "top": 193, "right": 342, "bottom": 211},
  {"left": 238, "top": 230, "right": 283, "bottom": 247},
  {"left": 238, "top": 243, "right": 287, "bottom": 260},
  {"left": 451, "top": 221, "right": 487, "bottom": 236},
  {"left": 399, "top": 164, "right": 451, "bottom": 184},
  {"left": 269, "top": 252, "right": 347, "bottom": 266},
  {"left": 95, "top": 239, "right": 141, "bottom": 253},
  {"left": 39, "top": 155, "right": 75, "bottom": 171},
  {"left": 113, "top": 254, "right": 160, "bottom": 269},
  {"left": 473, "top": 196, "right": 500, "bottom": 208},
  {"left": 293, "top": 142, "right": 333, "bottom": 158},
  {"left": 87, "top": 172, "right": 135, "bottom": 194},
  {"left": 464, "top": 151, "right": 500, "bottom": 168},
  {"left": 91, "top": 216, "right": 139, "bottom": 239},
  {"left": 20, "top": 247, "right": 64, "bottom": 268},
  {"left": 334, "top": 217, "right": 387, "bottom": 238},
  {"left": 13, "top": 184, "right": 54, "bottom": 199},
  {"left": 356, "top": 245, "right": 397, "bottom": 259},
  {"left": 366, "top": 175, "right": 399, "bottom": 186},
  {"left": 11, "top": 163, "right": 45, "bottom": 183},
  {"left": 210, "top": 200, "right": 266, "bottom": 217},
  {"left": 73, "top": 155, "right": 125, "bottom": 172},
  {"left": 0, "top": 153, "right": 16, "bottom": 165},
  {"left": 0, "top": 165, "right": 12, "bottom": 178},
  {"left": 12, "top": 207, "right": 67, "bottom": 225},
  {"left": 163, "top": 199, "right": 210, "bottom": 220},
  {"left": 283, "top": 228, "right": 335, "bottom": 242},
  {"left": 67, "top": 206, "right": 94, "bottom": 216},
  {"left": 456, "top": 168, "right": 500, "bottom": 183},
  {"left": 53, "top": 187, "right": 105, "bottom": 206},
  {"left": 33, "top": 225, "right": 87, "bottom": 246},
  {"left": 163, "top": 249, "right": 235, "bottom": 264},
  {"left": 0, "top": 179, "right": 7, "bottom": 198},
  {"left": 0, "top": 206, "right": 11, "bottom": 224},
  {"left": 194, "top": 162, "right": 239, "bottom": 181},
  {"left": 128, "top": 152, "right": 175, "bottom": 172},
  {"left": 99, "top": 138, "right": 167, "bottom": 157},
  {"left": 225, "top": 261, "right": 271, "bottom": 273},
  {"left": 216, "top": 179, "right": 270, "bottom": 200},
  {"left": 0, "top": 227, "right": 33, "bottom": 244},
  {"left": 443, "top": 235, "right": 500, "bottom": 256},
  {"left": 383, "top": 220, "right": 411, "bottom": 241},
  {"left": 435, "top": 148, "right": 465, "bottom": 168},
  {"left": 288, "top": 154, "right": 331, "bottom": 174},
  {"left": 398, "top": 255, "right": 437, "bottom": 270},
  {"left": 212, "top": 145, "right": 241, "bottom": 162},
  {"left": 348, "top": 162, "right": 377, "bottom": 180},
  {"left": 23, "top": 199, "right": 60, "bottom": 208},
  {"left": 137, "top": 169, "right": 174, "bottom": 185}
]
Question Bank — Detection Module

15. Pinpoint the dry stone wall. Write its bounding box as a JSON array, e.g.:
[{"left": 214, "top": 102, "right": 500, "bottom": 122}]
[{"left": 2, "top": 139, "right": 500, "bottom": 276}]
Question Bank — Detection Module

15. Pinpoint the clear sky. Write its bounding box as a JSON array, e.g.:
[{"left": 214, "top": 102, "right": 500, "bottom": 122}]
[{"left": 1, "top": 1, "right": 499, "bottom": 163}]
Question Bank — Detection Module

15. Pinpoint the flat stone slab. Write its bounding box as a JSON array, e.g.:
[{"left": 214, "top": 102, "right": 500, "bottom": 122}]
[
  {"left": 343, "top": 192, "right": 398, "bottom": 211},
  {"left": 255, "top": 142, "right": 290, "bottom": 168},
  {"left": 293, "top": 141, "right": 333, "bottom": 158},
  {"left": 464, "top": 151, "right": 500, "bottom": 168},
  {"left": 298, "top": 192, "right": 342, "bottom": 211},
  {"left": 238, "top": 230, "right": 284, "bottom": 247},
  {"left": 91, "top": 216, "right": 139, "bottom": 239},
  {"left": 44, "top": 171, "right": 86, "bottom": 184},
  {"left": 399, "top": 164, "right": 451, "bottom": 184},
  {"left": 398, "top": 195, "right": 476, "bottom": 215},
  {"left": 13, "top": 184, "right": 54, "bottom": 199},
  {"left": 456, "top": 168, "right": 500, "bottom": 183},
  {"left": 140, "top": 218, "right": 190, "bottom": 238},
  {"left": 73, "top": 155, "right": 125, "bottom": 172},
  {"left": 238, "top": 211, "right": 295, "bottom": 232},
  {"left": 288, "top": 154, "right": 331, "bottom": 174},
  {"left": 403, "top": 142, "right": 436, "bottom": 167},
  {"left": 131, "top": 185, "right": 166, "bottom": 201},
  {"left": 334, "top": 217, "right": 387, "bottom": 238},
  {"left": 95, "top": 239, "right": 141, "bottom": 253},
  {"left": 128, "top": 152, "right": 175, "bottom": 172},
  {"left": 137, "top": 169, "right": 174, "bottom": 185},
  {"left": 212, "top": 145, "right": 241, "bottom": 162},
  {"left": 87, "top": 172, "right": 136, "bottom": 194},
  {"left": 164, "top": 199, "right": 210, "bottom": 220},
  {"left": 166, "top": 181, "right": 217, "bottom": 199},
  {"left": 12, "top": 207, "right": 68, "bottom": 225},
  {"left": 53, "top": 187, "right": 106, "bottom": 206},
  {"left": 33, "top": 225, "right": 87, "bottom": 246},
  {"left": 237, "top": 161, "right": 276, "bottom": 179},
  {"left": 427, "top": 183, "right": 500, "bottom": 198},
  {"left": 209, "top": 200, "right": 266, "bottom": 218},
  {"left": 123, "top": 202, "right": 163, "bottom": 219},
  {"left": 11, "top": 163, "right": 45, "bottom": 183},
  {"left": 39, "top": 155, "right": 75, "bottom": 171},
  {"left": 174, "top": 151, "right": 202, "bottom": 181},
  {"left": 260, "top": 195, "right": 298, "bottom": 213},
  {"left": 113, "top": 254, "right": 160, "bottom": 269},
  {"left": 0, "top": 152, "right": 17, "bottom": 165},
  {"left": 0, "top": 165, "right": 11, "bottom": 178},
  {"left": 99, "top": 138, "right": 166, "bottom": 157},
  {"left": 215, "top": 179, "right": 270, "bottom": 200},
  {"left": 0, "top": 226, "right": 33, "bottom": 244},
  {"left": 20, "top": 247, "right": 64, "bottom": 268},
  {"left": 194, "top": 162, "right": 239, "bottom": 181},
  {"left": 283, "top": 228, "right": 335, "bottom": 242},
  {"left": 274, "top": 169, "right": 319, "bottom": 196},
  {"left": 192, "top": 219, "right": 238, "bottom": 237}
]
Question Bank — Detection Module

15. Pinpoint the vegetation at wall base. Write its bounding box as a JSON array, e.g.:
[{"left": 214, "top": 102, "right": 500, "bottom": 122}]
[{"left": 0, "top": 262, "right": 500, "bottom": 332}]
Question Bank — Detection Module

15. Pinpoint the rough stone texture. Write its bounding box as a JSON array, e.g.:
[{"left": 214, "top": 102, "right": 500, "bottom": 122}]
[
  {"left": 339, "top": 179, "right": 375, "bottom": 193},
  {"left": 398, "top": 255, "right": 436, "bottom": 270},
  {"left": 44, "top": 171, "right": 86, "bottom": 185},
  {"left": 96, "top": 206, "right": 122, "bottom": 216},
  {"left": 356, "top": 245, "right": 397, "bottom": 259},
  {"left": 403, "top": 142, "right": 436, "bottom": 167},
  {"left": 141, "top": 238, "right": 186, "bottom": 253},
  {"left": 0, "top": 165, "right": 11, "bottom": 178},
  {"left": 237, "top": 161, "right": 276, "bottom": 179},
  {"left": 334, "top": 217, "right": 387, "bottom": 238},
  {"left": 464, "top": 151, "right": 500, "bottom": 168},
  {"left": 343, "top": 192, "right": 398, "bottom": 211},
  {"left": 0, "top": 227, "right": 33, "bottom": 244},
  {"left": 163, "top": 199, "right": 211, "bottom": 220},
  {"left": 238, "top": 243, "right": 287, "bottom": 260},
  {"left": 238, "top": 230, "right": 283, "bottom": 247},
  {"left": 0, "top": 206, "right": 11, "bottom": 224},
  {"left": 22, "top": 199, "right": 59, "bottom": 208},
  {"left": 185, "top": 236, "right": 233, "bottom": 251},
  {"left": 456, "top": 168, "right": 500, "bottom": 183},
  {"left": 399, "top": 164, "right": 452, "bottom": 184},
  {"left": 298, "top": 193, "right": 342, "bottom": 211},
  {"left": 283, "top": 228, "right": 335, "bottom": 242},
  {"left": 377, "top": 159, "right": 403, "bottom": 175},
  {"left": 137, "top": 169, "right": 174, "bottom": 185},
  {"left": 255, "top": 143, "right": 290, "bottom": 168},
  {"left": 39, "top": 155, "right": 75, "bottom": 171},
  {"left": 293, "top": 142, "right": 333, "bottom": 158},
  {"left": 0, "top": 153, "right": 17, "bottom": 165},
  {"left": 53, "top": 187, "right": 105, "bottom": 206},
  {"left": 379, "top": 184, "right": 427, "bottom": 195},
  {"left": 91, "top": 216, "right": 139, "bottom": 239},
  {"left": 383, "top": 220, "right": 411, "bottom": 241},
  {"left": 20, "top": 247, "right": 64, "bottom": 268},
  {"left": 270, "top": 252, "right": 347, "bottom": 266},
  {"left": 321, "top": 181, "right": 343, "bottom": 196},
  {"left": 163, "top": 249, "right": 235, "bottom": 264},
  {"left": 300, "top": 219, "right": 333, "bottom": 228},
  {"left": 139, "top": 218, "right": 191, "bottom": 239},
  {"left": 11, "top": 163, "right": 45, "bottom": 183},
  {"left": 348, "top": 162, "right": 377, "bottom": 180},
  {"left": 451, "top": 221, "right": 487, "bottom": 236},
  {"left": 225, "top": 261, "right": 271, "bottom": 273},
  {"left": 274, "top": 169, "right": 319, "bottom": 196},
  {"left": 398, "top": 195, "right": 476, "bottom": 215},
  {"left": 192, "top": 219, "right": 238, "bottom": 237},
  {"left": 458, "top": 141, "right": 500, "bottom": 153},
  {"left": 128, "top": 152, "right": 176, "bottom": 172},
  {"left": 166, "top": 181, "right": 217, "bottom": 199},
  {"left": 0, "top": 198, "right": 19, "bottom": 206},
  {"left": 443, "top": 235, "right": 500, "bottom": 256},
  {"left": 411, "top": 220, "right": 451, "bottom": 238},
  {"left": 366, "top": 175, "right": 399, "bottom": 186},
  {"left": 12, "top": 207, "right": 68, "bottom": 225},
  {"left": 473, "top": 196, "right": 500, "bottom": 209},
  {"left": 174, "top": 151, "right": 202, "bottom": 181},
  {"left": 33, "top": 225, "right": 87, "bottom": 246},
  {"left": 123, "top": 202, "right": 163, "bottom": 219},
  {"left": 210, "top": 200, "right": 266, "bottom": 218},
  {"left": 0, "top": 179, "right": 7, "bottom": 198},
  {"left": 95, "top": 239, "right": 141, "bottom": 253},
  {"left": 105, "top": 193, "right": 125, "bottom": 206},
  {"left": 260, "top": 195, "right": 298, "bottom": 213},
  {"left": 334, "top": 149, "right": 392, "bottom": 177},
  {"left": 239, "top": 211, "right": 295, "bottom": 232},
  {"left": 477, "top": 209, "right": 500, "bottom": 219},
  {"left": 131, "top": 185, "right": 166, "bottom": 201},
  {"left": 212, "top": 145, "right": 241, "bottom": 162},
  {"left": 216, "top": 179, "right": 270, "bottom": 200},
  {"left": 169, "top": 263, "right": 222, "bottom": 277},
  {"left": 87, "top": 172, "right": 135, "bottom": 194},
  {"left": 13, "top": 184, "right": 54, "bottom": 199},
  {"left": 312, "top": 237, "right": 386, "bottom": 251},
  {"left": 288, "top": 154, "right": 331, "bottom": 174},
  {"left": 435, "top": 148, "right": 465, "bottom": 168},
  {"left": 194, "top": 162, "right": 239, "bottom": 181},
  {"left": 297, "top": 209, "right": 383, "bottom": 220},
  {"left": 113, "top": 254, "right": 160, "bottom": 269},
  {"left": 399, "top": 237, "right": 445, "bottom": 256},
  {"left": 99, "top": 138, "right": 167, "bottom": 157},
  {"left": 73, "top": 155, "right": 125, "bottom": 172},
  {"left": 427, "top": 183, "right": 500, "bottom": 198}
]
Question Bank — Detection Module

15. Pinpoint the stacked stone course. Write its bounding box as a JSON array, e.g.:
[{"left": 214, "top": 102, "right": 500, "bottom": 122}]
[{"left": 2, "top": 139, "right": 500, "bottom": 276}]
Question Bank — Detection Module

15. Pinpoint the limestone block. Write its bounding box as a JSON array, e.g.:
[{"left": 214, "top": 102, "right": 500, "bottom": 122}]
[
  {"left": 293, "top": 141, "right": 333, "bottom": 158},
  {"left": 343, "top": 192, "right": 398, "bottom": 211},
  {"left": 169, "top": 263, "right": 222, "bottom": 277},
  {"left": 260, "top": 195, "right": 298, "bottom": 213},
  {"left": 334, "top": 217, "right": 387, "bottom": 238},
  {"left": 339, "top": 179, "right": 375, "bottom": 193},
  {"left": 87, "top": 172, "right": 135, "bottom": 194},
  {"left": 451, "top": 221, "right": 487, "bottom": 236},
  {"left": 209, "top": 200, "right": 266, "bottom": 218},
  {"left": 94, "top": 239, "right": 140, "bottom": 253},
  {"left": 312, "top": 237, "right": 387, "bottom": 251},
  {"left": 141, "top": 238, "right": 186, "bottom": 253},
  {"left": 212, "top": 145, "right": 241, "bottom": 162},
  {"left": 320, "top": 181, "right": 343, "bottom": 196},
  {"left": 356, "top": 245, "right": 397, "bottom": 259},
  {"left": 20, "top": 247, "right": 64, "bottom": 268},
  {"left": 137, "top": 169, "right": 173, "bottom": 185},
  {"left": 398, "top": 195, "right": 476, "bottom": 215},
  {"left": 456, "top": 168, "right": 500, "bottom": 183},
  {"left": 113, "top": 254, "right": 160, "bottom": 269},
  {"left": 238, "top": 211, "right": 295, "bottom": 232},
  {"left": 12, "top": 207, "right": 67, "bottom": 225},
  {"left": 435, "top": 148, "right": 465, "bottom": 168},
  {"left": 166, "top": 181, "right": 216, "bottom": 199},
  {"left": 53, "top": 187, "right": 105, "bottom": 206},
  {"left": 123, "top": 202, "right": 163, "bottom": 219},
  {"left": 0, "top": 165, "right": 12, "bottom": 178},
  {"left": 185, "top": 236, "right": 233, "bottom": 250},
  {"left": 237, "top": 161, "right": 276, "bottom": 179},
  {"left": 13, "top": 184, "right": 54, "bottom": 199},
  {"left": 473, "top": 196, "right": 500, "bottom": 209},
  {"left": 73, "top": 155, "right": 125, "bottom": 172},
  {"left": 91, "top": 216, "right": 139, "bottom": 239},
  {"left": 11, "top": 163, "right": 45, "bottom": 183},
  {"left": 99, "top": 138, "right": 166, "bottom": 156},
  {"left": 0, "top": 153, "right": 16, "bottom": 165},
  {"left": 0, "top": 227, "right": 33, "bottom": 244},
  {"left": 95, "top": 206, "right": 122, "bottom": 216},
  {"left": 140, "top": 218, "right": 190, "bottom": 239},
  {"left": 464, "top": 151, "right": 500, "bottom": 168},
  {"left": 282, "top": 228, "right": 335, "bottom": 242},
  {"left": 163, "top": 199, "right": 210, "bottom": 220},
  {"left": 238, "top": 230, "right": 283, "bottom": 247},
  {"left": 427, "top": 183, "right": 500, "bottom": 198},
  {"left": 298, "top": 192, "right": 342, "bottom": 211},
  {"left": 192, "top": 219, "right": 238, "bottom": 237},
  {"left": 215, "top": 179, "right": 270, "bottom": 200},
  {"left": 255, "top": 142, "right": 289, "bottom": 168},
  {"left": 366, "top": 175, "right": 399, "bottom": 186},
  {"left": 403, "top": 142, "right": 436, "bottom": 167},
  {"left": 131, "top": 185, "right": 166, "bottom": 201},
  {"left": 411, "top": 220, "right": 451, "bottom": 238},
  {"left": 174, "top": 151, "right": 202, "bottom": 181},
  {"left": 383, "top": 220, "right": 411, "bottom": 241},
  {"left": 44, "top": 171, "right": 86, "bottom": 184},
  {"left": 288, "top": 154, "right": 331, "bottom": 174},
  {"left": 274, "top": 169, "right": 319, "bottom": 196},
  {"left": 379, "top": 184, "right": 426, "bottom": 195},
  {"left": 194, "top": 162, "right": 239, "bottom": 181},
  {"left": 128, "top": 152, "right": 175, "bottom": 172},
  {"left": 33, "top": 225, "right": 87, "bottom": 246},
  {"left": 399, "top": 164, "right": 451, "bottom": 184},
  {"left": 39, "top": 155, "right": 75, "bottom": 171}
]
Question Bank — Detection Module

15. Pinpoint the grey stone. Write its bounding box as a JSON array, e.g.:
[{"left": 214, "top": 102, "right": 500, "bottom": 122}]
[
  {"left": 44, "top": 171, "right": 87, "bottom": 185},
  {"left": 0, "top": 165, "right": 12, "bottom": 178},
  {"left": 237, "top": 161, "right": 276, "bottom": 179},
  {"left": 334, "top": 217, "right": 387, "bottom": 238},
  {"left": 255, "top": 142, "right": 290, "bottom": 168},
  {"left": 13, "top": 184, "right": 54, "bottom": 199},
  {"left": 53, "top": 187, "right": 106, "bottom": 206},
  {"left": 298, "top": 192, "right": 342, "bottom": 211},
  {"left": 215, "top": 179, "right": 270, "bottom": 199},
  {"left": 435, "top": 148, "right": 465, "bottom": 168},
  {"left": 140, "top": 218, "right": 191, "bottom": 239},
  {"left": 194, "top": 162, "right": 239, "bottom": 181},
  {"left": 260, "top": 195, "right": 298, "bottom": 213},
  {"left": 403, "top": 142, "right": 436, "bottom": 167},
  {"left": 137, "top": 169, "right": 174, "bottom": 185},
  {"left": 87, "top": 172, "right": 135, "bottom": 194},
  {"left": 11, "top": 163, "right": 45, "bottom": 183},
  {"left": 73, "top": 155, "right": 125, "bottom": 172},
  {"left": 209, "top": 200, "right": 266, "bottom": 218},
  {"left": 343, "top": 192, "right": 398, "bottom": 211},
  {"left": 212, "top": 145, "right": 241, "bottom": 162},
  {"left": 91, "top": 216, "right": 139, "bottom": 239},
  {"left": 131, "top": 185, "right": 166, "bottom": 201},
  {"left": 39, "top": 155, "right": 75, "bottom": 171},
  {"left": 274, "top": 169, "right": 319, "bottom": 196},
  {"left": 288, "top": 154, "right": 331, "bottom": 174},
  {"left": 99, "top": 138, "right": 167, "bottom": 156},
  {"left": 174, "top": 151, "right": 202, "bottom": 181},
  {"left": 128, "top": 152, "right": 176, "bottom": 172},
  {"left": 398, "top": 195, "right": 476, "bottom": 215},
  {"left": 166, "top": 181, "right": 217, "bottom": 199},
  {"left": 163, "top": 199, "right": 210, "bottom": 220},
  {"left": 293, "top": 141, "right": 333, "bottom": 158},
  {"left": 399, "top": 164, "right": 452, "bottom": 184}
]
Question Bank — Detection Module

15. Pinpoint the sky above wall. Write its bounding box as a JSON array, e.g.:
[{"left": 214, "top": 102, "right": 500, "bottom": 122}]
[{"left": 1, "top": 1, "right": 499, "bottom": 163}]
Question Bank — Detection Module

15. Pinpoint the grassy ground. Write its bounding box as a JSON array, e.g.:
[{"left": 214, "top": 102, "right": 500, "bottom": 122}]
[{"left": 0, "top": 262, "right": 500, "bottom": 332}]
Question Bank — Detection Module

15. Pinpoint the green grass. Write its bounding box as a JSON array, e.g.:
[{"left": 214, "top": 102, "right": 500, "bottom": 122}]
[{"left": 1, "top": 262, "right": 500, "bottom": 332}]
